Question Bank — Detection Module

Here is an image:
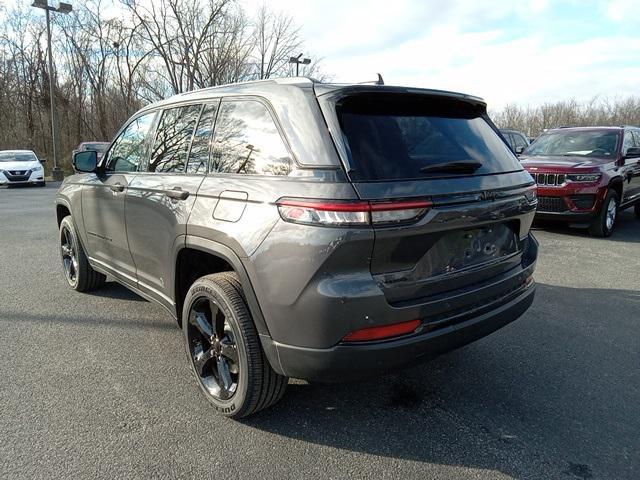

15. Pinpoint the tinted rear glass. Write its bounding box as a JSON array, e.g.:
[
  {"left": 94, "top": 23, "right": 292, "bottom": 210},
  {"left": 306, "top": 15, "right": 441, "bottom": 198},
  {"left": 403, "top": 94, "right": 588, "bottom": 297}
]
[{"left": 336, "top": 94, "right": 520, "bottom": 181}]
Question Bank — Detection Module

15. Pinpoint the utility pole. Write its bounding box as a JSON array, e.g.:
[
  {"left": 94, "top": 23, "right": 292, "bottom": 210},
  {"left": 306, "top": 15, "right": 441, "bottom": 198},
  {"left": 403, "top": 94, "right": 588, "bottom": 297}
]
[
  {"left": 288, "top": 53, "right": 311, "bottom": 77},
  {"left": 32, "top": 1, "right": 73, "bottom": 182}
]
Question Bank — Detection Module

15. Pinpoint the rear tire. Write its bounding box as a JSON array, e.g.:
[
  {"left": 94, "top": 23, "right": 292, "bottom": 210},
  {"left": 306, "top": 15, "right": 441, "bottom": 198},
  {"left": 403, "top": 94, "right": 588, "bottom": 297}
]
[
  {"left": 59, "top": 216, "right": 106, "bottom": 291},
  {"left": 588, "top": 190, "right": 618, "bottom": 237},
  {"left": 183, "top": 272, "right": 288, "bottom": 418}
]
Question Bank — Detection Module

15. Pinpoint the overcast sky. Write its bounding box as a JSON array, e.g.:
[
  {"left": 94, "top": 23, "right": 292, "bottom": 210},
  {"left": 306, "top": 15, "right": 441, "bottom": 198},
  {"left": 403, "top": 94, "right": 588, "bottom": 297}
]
[
  {"left": 241, "top": 0, "right": 640, "bottom": 108},
  {"left": 6, "top": 0, "right": 638, "bottom": 108}
]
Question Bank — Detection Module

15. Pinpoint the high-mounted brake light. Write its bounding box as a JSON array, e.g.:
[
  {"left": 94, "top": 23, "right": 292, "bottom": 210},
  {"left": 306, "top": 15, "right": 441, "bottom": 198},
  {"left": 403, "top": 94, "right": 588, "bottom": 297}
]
[
  {"left": 343, "top": 319, "right": 422, "bottom": 342},
  {"left": 276, "top": 198, "right": 432, "bottom": 227}
]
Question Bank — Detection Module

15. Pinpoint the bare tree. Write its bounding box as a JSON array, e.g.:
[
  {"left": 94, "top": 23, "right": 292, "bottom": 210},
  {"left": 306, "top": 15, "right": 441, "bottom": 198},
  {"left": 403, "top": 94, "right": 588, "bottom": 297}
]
[
  {"left": 252, "top": 5, "right": 302, "bottom": 79},
  {"left": 491, "top": 97, "right": 640, "bottom": 137},
  {"left": 0, "top": 0, "right": 326, "bottom": 173}
]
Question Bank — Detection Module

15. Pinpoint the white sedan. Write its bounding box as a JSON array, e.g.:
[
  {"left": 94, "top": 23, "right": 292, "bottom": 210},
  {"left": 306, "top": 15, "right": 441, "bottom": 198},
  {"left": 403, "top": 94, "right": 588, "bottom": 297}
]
[{"left": 0, "top": 150, "right": 46, "bottom": 187}]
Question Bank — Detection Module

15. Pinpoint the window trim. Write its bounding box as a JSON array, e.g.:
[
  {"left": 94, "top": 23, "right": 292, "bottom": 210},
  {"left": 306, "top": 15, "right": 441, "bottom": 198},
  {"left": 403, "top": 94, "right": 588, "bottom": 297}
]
[{"left": 209, "top": 95, "right": 297, "bottom": 176}]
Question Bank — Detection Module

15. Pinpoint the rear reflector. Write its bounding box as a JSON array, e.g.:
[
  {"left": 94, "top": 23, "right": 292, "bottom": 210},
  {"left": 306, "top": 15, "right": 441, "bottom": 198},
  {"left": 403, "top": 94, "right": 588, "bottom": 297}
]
[
  {"left": 277, "top": 198, "right": 432, "bottom": 227},
  {"left": 343, "top": 319, "right": 422, "bottom": 342}
]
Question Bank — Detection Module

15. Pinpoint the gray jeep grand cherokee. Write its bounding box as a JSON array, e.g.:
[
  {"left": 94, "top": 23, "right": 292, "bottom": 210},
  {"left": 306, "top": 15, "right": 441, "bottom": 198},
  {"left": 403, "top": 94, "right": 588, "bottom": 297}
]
[{"left": 56, "top": 78, "right": 538, "bottom": 418}]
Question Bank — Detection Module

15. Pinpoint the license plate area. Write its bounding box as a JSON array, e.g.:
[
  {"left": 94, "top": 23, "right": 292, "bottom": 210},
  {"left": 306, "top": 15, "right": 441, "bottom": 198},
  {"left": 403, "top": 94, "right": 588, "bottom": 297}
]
[
  {"left": 375, "top": 222, "right": 523, "bottom": 304},
  {"left": 413, "top": 223, "right": 519, "bottom": 280}
]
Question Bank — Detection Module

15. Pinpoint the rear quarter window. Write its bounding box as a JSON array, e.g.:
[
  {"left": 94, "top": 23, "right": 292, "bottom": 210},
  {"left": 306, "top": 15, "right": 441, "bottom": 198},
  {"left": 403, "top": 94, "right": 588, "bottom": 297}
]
[{"left": 336, "top": 94, "right": 521, "bottom": 181}]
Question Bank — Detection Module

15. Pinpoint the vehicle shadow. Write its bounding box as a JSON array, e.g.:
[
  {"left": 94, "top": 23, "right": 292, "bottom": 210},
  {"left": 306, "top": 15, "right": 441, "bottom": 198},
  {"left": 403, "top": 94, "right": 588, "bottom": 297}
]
[
  {"left": 0, "top": 309, "right": 175, "bottom": 332},
  {"left": 533, "top": 209, "right": 640, "bottom": 244},
  {"left": 242, "top": 282, "right": 640, "bottom": 478},
  {"left": 87, "top": 281, "right": 147, "bottom": 302}
]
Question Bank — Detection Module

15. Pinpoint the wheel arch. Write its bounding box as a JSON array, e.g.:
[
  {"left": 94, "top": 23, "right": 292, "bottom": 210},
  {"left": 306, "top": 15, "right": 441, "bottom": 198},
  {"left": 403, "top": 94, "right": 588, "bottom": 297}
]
[
  {"left": 607, "top": 177, "right": 624, "bottom": 201},
  {"left": 175, "top": 236, "right": 271, "bottom": 339},
  {"left": 55, "top": 200, "right": 72, "bottom": 227}
]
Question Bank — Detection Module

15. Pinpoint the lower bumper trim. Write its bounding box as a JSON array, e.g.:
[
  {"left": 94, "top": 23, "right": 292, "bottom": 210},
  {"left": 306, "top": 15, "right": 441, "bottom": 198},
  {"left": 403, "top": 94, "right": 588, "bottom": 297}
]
[
  {"left": 273, "top": 285, "right": 535, "bottom": 382},
  {"left": 535, "top": 211, "right": 595, "bottom": 221}
]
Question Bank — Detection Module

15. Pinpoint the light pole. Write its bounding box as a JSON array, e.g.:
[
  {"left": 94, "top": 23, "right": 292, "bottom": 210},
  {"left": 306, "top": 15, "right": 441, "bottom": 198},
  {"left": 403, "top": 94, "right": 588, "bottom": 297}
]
[
  {"left": 288, "top": 53, "right": 310, "bottom": 77},
  {"left": 32, "top": 1, "right": 73, "bottom": 182}
]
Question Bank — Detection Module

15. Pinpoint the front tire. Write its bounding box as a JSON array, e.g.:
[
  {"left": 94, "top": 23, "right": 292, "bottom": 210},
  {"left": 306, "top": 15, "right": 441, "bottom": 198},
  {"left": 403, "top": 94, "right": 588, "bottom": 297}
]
[
  {"left": 183, "top": 273, "right": 288, "bottom": 418},
  {"left": 59, "top": 216, "right": 106, "bottom": 291},
  {"left": 589, "top": 190, "right": 618, "bottom": 237}
]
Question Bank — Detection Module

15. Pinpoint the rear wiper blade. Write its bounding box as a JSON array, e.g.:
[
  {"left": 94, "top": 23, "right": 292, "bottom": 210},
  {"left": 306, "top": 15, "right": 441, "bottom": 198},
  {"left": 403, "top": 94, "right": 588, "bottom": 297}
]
[{"left": 419, "top": 161, "right": 483, "bottom": 174}]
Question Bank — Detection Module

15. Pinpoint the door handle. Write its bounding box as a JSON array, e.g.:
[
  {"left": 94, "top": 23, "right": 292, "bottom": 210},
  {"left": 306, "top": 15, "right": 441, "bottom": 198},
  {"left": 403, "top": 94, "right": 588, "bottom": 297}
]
[
  {"left": 165, "top": 187, "right": 189, "bottom": 200},
  {"left": 110, "top": 182, "right": 124, "bottom": 192}
]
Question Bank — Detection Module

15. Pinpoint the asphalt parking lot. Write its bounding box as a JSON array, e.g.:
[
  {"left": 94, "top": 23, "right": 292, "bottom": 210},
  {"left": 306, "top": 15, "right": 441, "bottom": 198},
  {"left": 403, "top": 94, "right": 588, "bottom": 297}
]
[{"left": 0, "top": 184, "right": 638, "bottom": 480}]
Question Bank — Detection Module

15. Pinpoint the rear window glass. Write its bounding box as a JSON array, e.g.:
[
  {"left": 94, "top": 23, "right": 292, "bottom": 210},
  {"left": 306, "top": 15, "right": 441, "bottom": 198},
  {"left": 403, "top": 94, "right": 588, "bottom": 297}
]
[{"left": 336, "top": 95, "right": 520, "bottom": 181}]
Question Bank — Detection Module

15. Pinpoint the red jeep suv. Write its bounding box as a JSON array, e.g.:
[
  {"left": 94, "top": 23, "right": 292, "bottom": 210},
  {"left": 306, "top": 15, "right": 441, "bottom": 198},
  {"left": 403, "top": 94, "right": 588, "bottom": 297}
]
[{"left": 520, "top": 126, "right": 640, "bottom": 236}]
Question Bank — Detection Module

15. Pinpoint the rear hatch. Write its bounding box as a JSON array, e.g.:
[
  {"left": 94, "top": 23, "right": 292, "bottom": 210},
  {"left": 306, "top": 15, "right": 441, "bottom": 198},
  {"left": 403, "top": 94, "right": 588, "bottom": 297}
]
[{"left": 316, "top": 86, "right": 537, "bottom": 312}]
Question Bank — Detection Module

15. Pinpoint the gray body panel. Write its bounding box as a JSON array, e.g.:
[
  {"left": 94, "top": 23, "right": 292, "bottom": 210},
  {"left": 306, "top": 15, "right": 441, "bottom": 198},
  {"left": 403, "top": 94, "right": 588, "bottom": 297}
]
[
  {"left": 56, "top": 78, "right": 538, "bottom": 380},
  {"left": 125, "top": 173, "right": 205, "bottom": 309}
]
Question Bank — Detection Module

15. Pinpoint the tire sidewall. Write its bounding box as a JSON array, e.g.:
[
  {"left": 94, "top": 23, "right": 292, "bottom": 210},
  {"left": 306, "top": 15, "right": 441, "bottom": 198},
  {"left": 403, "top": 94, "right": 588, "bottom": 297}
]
[
  {"left": 182, "top": 280, "right": 250, "bottom": 416},
  {"left": 59, "top": 216, "right": 79, "bottom": 289}
]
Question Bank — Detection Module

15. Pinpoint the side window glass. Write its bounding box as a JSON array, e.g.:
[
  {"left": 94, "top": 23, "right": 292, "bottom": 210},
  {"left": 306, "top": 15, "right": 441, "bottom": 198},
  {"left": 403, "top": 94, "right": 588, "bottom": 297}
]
[
  {"left": 514, "top": 134, "right": 528, "bottom": 149},
  {"left": 212, "top": 100, "right": 293, "bottom": 176},
  {"left": 106, "top": 113, "right": 155, "bottom": 172},
  {"left": 622, "top": 131, "right": 635, "bottom": 153},
  {"left": 149, "top": 105, "right": 201, "bottom": 173},
  {"left": 187, "top": 102, "right": 218, "bottom": 174},
  {"left": 502, "top": 132, "right": 515, "bottom": 149},
  {"left": 633, "top": 131, "right": 640, "bottom": 147}
]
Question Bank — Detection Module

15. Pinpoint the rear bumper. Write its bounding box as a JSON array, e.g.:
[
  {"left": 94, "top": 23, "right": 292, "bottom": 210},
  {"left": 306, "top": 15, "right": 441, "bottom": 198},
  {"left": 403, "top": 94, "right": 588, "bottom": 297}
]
[{"left": 272, "top": 283, "right": 535, "bottom": 382}]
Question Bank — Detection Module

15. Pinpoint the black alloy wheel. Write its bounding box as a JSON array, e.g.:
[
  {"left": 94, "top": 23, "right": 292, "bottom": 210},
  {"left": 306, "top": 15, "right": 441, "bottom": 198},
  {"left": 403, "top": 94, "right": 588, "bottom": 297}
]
[
  {"left": 187, "top": 296, "right": 240, "bottom": 401},
  {"left": 183, "top": 273, "right": 288, "bottom": 418}
]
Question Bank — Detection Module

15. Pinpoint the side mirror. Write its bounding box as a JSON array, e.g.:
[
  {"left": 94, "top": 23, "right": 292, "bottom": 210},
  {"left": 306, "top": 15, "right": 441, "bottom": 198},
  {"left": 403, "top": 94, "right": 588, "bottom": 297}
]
[
  {"left": 515, "top": 146, "right": 525, "bottom": 155},
  {"left": 39, "top": 158, "right": 47, "bottom": 163},
  {"left": 73, "top": 150, "right": 98, "bottom": 173},
  {"left": 624, "top": 147, "right": 640, "bottom": 159}
]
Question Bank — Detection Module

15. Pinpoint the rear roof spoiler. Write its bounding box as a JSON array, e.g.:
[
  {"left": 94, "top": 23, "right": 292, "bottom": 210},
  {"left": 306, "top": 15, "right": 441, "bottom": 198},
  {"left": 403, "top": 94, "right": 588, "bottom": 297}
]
[{"left": 313, "top": 84, "right": 487, "bottom": 108}]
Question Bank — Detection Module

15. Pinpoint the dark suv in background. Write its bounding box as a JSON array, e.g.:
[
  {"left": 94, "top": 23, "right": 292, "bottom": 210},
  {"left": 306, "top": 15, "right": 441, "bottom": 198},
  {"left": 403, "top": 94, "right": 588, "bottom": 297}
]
[
  {"left": 56, "top": 78, "right": 538, "bottom": 417},
  {"left": 500, "top": 129, "right": 530, "bottom": 154},
  {"left": 520, "top": 126, "right": 640, "bottom": 236}
]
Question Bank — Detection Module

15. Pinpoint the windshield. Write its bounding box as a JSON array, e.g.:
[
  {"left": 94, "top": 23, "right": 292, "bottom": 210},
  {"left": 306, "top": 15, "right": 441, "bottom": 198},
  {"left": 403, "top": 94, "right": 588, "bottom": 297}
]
[
  {"left": 0, "top": 151, "right": 37, "bottom": 162},
  {"left": 336, "top": 94, "right": 520, "bottom": 181},
  {"left": 524, "top": 130, "right": 619, "bottom": 158}
]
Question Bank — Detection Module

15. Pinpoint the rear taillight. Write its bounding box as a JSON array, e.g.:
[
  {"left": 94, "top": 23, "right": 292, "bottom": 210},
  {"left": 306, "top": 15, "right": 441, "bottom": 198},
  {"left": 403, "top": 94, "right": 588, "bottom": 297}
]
[{"left": 276, "top": 198, "right": 432, "bottom": 227}]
